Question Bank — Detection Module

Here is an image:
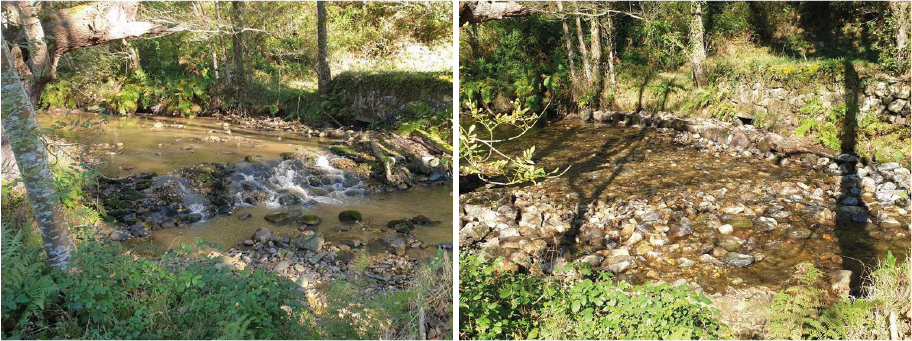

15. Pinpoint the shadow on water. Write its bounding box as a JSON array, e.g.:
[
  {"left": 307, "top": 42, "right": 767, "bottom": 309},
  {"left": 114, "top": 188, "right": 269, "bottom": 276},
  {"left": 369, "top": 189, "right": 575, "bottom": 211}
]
[{"left": 832, "top": 58, "right": 881, "bottom": 296}]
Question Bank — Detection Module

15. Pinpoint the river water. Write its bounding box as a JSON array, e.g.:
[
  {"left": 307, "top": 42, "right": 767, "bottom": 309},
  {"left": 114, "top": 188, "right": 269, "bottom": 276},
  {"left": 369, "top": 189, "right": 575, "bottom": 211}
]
[
  {"left": 41, "top": 111, "right": 452, "bottom": 259},
  {"left": 463, "top": 117, "right": 909, "bottom": 292}
]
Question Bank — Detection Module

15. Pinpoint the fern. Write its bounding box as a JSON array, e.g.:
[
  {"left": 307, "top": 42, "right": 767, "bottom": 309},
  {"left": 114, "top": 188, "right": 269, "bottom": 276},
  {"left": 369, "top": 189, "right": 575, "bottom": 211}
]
[
  {"left": 1, "top": 227, "right": 61, "bottom": 338},
  {"left": 765, "top": 262, "right": 824, "bottom": 340}
]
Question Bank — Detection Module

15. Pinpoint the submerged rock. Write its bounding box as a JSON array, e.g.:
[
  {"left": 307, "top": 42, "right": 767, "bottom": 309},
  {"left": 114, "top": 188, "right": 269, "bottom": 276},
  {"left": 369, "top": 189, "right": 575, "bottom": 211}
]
[
  {"left": 722, "top": 252, "right": 755, "bottom": 267},
  {"left": 264, "top": 211, "right": 291, "bottom": 223},
  {"left": 296, "top": 214, "right": 322, "bottom": 226},
  {"left": 338, "top": 210, "right": 363, "bottom": 223},
  {"left": 253, "top": 228, "right": 273, "bottom": 242}
]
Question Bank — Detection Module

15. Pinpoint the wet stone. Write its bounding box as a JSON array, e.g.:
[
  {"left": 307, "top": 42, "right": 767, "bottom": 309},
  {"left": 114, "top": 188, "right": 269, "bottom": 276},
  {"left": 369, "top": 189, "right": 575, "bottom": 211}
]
[{"left": 722, "top": 252, "right": 755, "bottom": 267}]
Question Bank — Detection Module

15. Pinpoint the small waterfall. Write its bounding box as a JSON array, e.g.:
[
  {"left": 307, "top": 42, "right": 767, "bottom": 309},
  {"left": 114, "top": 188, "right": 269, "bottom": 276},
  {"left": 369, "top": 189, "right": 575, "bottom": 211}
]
[
  {"left": 316, "top": 155, "right": 331, "bottom": 169},
  {"left": 228, "top": 154, "right": 367, "bottom": 208},
  {"left": 152, "top": 176, "right": 212, "bottom": 220}
]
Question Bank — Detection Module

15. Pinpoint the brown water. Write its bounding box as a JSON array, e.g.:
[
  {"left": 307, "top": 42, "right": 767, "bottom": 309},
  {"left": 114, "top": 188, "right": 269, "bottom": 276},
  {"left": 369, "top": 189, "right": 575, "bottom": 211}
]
[
  {"left": 41, "top": 110, "right": 333, "bottom": 177},
  {"left": 42, "top": 111, "right": 453, "bottom": 258},
  {"left": 467, "top": 118, "right": 909, "bottom": 292}
]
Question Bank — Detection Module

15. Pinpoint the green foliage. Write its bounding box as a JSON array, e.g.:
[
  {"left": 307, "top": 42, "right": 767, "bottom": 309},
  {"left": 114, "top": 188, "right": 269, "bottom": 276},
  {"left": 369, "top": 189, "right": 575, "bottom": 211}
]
[
  {"left": 459, "top": 251, "right": 724, "bottom": 340},
  {"left": 1, "top": 237, "right": 312, "bottom": 340},
  {"left": 765, "top": 262, "right": 827, "bottom": 339},
  {"left": 795, "top": 99, "right": 846, "bottom": 151},
  {"left": 765, "top": 255, "right": 912, "bottom": 340}
]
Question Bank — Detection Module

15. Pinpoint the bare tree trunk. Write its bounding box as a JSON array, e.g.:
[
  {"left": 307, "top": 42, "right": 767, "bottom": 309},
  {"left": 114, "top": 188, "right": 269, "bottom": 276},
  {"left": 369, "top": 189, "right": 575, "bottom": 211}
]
[
  {"left": 689, "top": 0, "right": 706, "bottom": 87},
  {"left": 194, "top": 1, "right": 219, "bottom": 81},
  {"left": 606, "top": 14, "right": 616, "bottom": 87},
  {"left": 575, "top": 3, "right": 591, "bottom": 81},
  {"left": 316, "top": 1, "right": 331, "bottom": 95},
  {"left": 1, "top": 43, "right": 76, "bottom": 269},
  {"left": 230, "top": 0, "right": 247, "bottom": 112},
  {"left": 590, "top": 15, "right": 602, "bottom": 108},
  {"left": 215, "top": 1, "right": 232, "bottom": 87},
  {"left": 557, "top": 2, "right": 577, "bottom": 80},
  {"left": 891, "top": 1, "right": 910, "bottom": 76},
  {"left": 121, "top": 39, "right": 142, "bottom": 76}
]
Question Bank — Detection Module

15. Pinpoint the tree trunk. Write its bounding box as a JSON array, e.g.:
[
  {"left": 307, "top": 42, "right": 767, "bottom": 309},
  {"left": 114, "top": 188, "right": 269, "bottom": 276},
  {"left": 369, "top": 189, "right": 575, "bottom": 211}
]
[
  {"left": 557, "top": 2, "right": 578, "bottom": 80},
  {"left": 606, "top": 14, "right": 616, "bottom": 87},
  {"left": 590, "top": 15, "right": 602, "bottom": 108},
  {"left": 458, "top": 1, "right": 532, "bottom": 27},
  {"left": 575, "top": 3, "right": 591, "bottom": 81},
  {"left": 689, "top": 0, "right": 706, "bottom": 87},
  {"left": 1, "top": 43, "right": 76, "bottom": 269},
  {"left": 891, "top": 1, "right": 910, "bottom": 75},
  {"left": 230, "top": 0, "right": 246, "bottom": 106},
  {"left": 2, "top": 1, "right": 171, "bottom": 269},
  {"left": 3, "top": 1, "right": 173, "bottom": 105},
  {"left": 215, "top": 1, "right": 233, "bottom": 88},
  {"left": 316, "top": 1, "right": 331, "bottom": 95},
  {"left": 121, "top": 39, "right": 143, "bottom": 76}
]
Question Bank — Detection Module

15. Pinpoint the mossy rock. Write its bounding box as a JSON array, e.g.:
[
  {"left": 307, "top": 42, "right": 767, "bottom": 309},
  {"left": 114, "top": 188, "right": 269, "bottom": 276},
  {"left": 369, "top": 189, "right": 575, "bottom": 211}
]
[
  {"left": 387, "top": 219, "right": 415, "bottom": 233},
  {"left": 264, "top": 211, "right": 292, "bottom": 223},
  {"left": 296, "top": 214, "right": 322, "bottom": 226},
  {"left": 409, "top": 215, "right": 436, "bottom": 226},
  {"left": 329, "top": 144, "right": 363, "bottom": 159},
  {"left": 338, "top": 210, "right": 363, "bottom": 223}
]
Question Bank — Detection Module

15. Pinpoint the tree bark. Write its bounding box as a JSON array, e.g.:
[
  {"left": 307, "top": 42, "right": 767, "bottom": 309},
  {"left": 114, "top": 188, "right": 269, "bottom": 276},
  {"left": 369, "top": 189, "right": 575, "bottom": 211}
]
[
  {"left": 606, "top": 13, "right": 616, "bottom": 87},
  {"left": 891, "top": 1, "right": 910, "bottom": 76},
  {"left": 3, "top": 1, "right": 172, "bottom": 105},
  {"left": 689, "top": 0, "right": 706, "bottom": 87},
  {"left": 575, "top": 3, "right": 591, "bottom": 81},
  {"left": 589, "top": 15, "right": 602, "bottom": 107},
  {"left": 458, "top": 1, "right": 533, "bottom": 27},
  {"left": 316, "top": 1, "right": 331, "bottom": 95},
  {"left": 230, "top": 1, "right": 247, "bottom": 104},
  {"left": 1, "top": 43, "right": 76, "bottom": 269},
  {"left": 2, "top": 1, "right": 171, "bottom": 269},
  {"left": 557, "top": 2, "right": 577, "bottom": 80}
]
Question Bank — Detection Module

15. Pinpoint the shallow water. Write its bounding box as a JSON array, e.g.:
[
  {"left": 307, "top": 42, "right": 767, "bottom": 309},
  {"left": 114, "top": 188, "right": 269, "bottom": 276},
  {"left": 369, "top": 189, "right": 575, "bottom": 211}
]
[
  {"left": 467, "top": 118, "right": 909, "bottom": 292},
  {"left": 42, "top": 111, "right": 452, "bottom": 258},
  {"left": 41, "top": 110, "right": 334, "bottom": 177}
]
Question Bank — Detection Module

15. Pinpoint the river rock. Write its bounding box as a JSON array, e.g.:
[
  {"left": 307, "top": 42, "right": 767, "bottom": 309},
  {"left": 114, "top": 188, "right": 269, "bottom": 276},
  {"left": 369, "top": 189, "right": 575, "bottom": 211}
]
[
  {"left": 388, "top": 219, "right": 416, "bottom": 233},
  {"left": 829, "top": 270, "right": 852, "bottom": 296},
  {"left": 383, "top": 235, "right": 407, "bottom": 255},
  {"left": 109, "top": 230, "right": 131, "bottom": 242},
  {"left": 787, "top": 228, "right": 813, "bottom": 239},
  {"left": 296, "top": 214, "right": 322, "bottom": 226},
  {"left": 700, "top": 254, "right": 724, "bottom": 266},
  {"left": 604, "top": 256, "right": 638, "bottom": 273},
  {"left": 253, "top": 228, "right": 273, "bottom": 242},
  {"left": 338, "top": 210, "right": 363, "bottom": 223},
  {"left": 718, "top": 224, "right": 734, "bottom": 234},
  {"left": 722, "top": 252, "right": 755, "bottom": 267},
  {"left": 878, "top": 215, "right": 902, "bottom": 228},
  {"left": 265, "top": 211, "right": 291, "bottom": 223},
  {"left": 273, "top": 261, "right": 290, "bottom": 273},
  {"left": 754, "top": 217, "right": 777, "bottom": 231},
  {"left": 295, "top": 232, "right": 324, "bottom": 252}
]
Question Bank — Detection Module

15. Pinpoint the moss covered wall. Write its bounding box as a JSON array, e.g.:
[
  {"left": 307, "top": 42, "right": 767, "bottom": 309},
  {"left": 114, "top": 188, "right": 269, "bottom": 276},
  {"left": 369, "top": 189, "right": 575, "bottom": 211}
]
[{"left": 330, "top": 71, "right": 452, "bottom": 125}]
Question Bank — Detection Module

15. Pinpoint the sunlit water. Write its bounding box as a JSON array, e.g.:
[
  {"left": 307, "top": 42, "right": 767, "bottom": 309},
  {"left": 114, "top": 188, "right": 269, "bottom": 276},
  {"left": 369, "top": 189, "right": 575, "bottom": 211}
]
[
  {"left": 42, "top": 111, "right": 452, "bottom": 258},
  {"left": 463, "top": 117, "right": 909, "bottom": 291}
]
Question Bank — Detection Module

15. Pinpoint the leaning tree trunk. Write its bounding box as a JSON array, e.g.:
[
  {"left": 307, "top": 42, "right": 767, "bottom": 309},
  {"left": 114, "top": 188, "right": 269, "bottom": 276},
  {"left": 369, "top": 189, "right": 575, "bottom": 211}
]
[
  {"left": 1, "top": 44, "right": 76, "bottom": 269},
  {"left": 316, "top": 1, "right": 331, "bottom": 95},
  {"left": 689, "top": 0, "right": 706, "bottom": 87},
  {"left": 2, "top": 1, "right": 171, "bottom": 269}
]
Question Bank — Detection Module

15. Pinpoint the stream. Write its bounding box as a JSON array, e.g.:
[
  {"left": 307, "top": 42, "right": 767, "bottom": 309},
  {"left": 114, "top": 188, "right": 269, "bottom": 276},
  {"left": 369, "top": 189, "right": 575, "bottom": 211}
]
[
  {"left": 461, "top": 118, "right": 909, "bottom": 293},
  {"left": 42, "top": 110, "right": 452, "bottom": 259}
]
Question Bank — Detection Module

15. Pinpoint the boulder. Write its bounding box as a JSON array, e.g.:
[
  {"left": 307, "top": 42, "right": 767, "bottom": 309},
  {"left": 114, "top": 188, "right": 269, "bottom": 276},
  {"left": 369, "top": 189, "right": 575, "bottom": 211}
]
[
  {"left": 722, "top": 252, "right": 755, "bottom": 267},
  {"left": 338, "top": 210, "right": 363, "bottom": 223}
]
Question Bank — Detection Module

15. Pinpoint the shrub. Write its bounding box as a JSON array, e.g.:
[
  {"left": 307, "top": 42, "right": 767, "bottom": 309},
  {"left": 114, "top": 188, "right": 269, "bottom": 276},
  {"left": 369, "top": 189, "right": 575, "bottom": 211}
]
[
  {"left": 459, "top": 251, "right": 724, "bottom": 340},
  {"left": 1, "top": 236, "right": 313, "bottom": 340}
]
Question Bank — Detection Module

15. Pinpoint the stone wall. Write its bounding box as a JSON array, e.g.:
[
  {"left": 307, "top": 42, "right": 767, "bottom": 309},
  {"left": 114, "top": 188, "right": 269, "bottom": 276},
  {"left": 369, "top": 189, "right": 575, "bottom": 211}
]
[
  {"left": 721, "top": 76, "right": 910, "bottom": 128},
  {"left": 331, "top": 71, "right": 452, "bottom": 125}
]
